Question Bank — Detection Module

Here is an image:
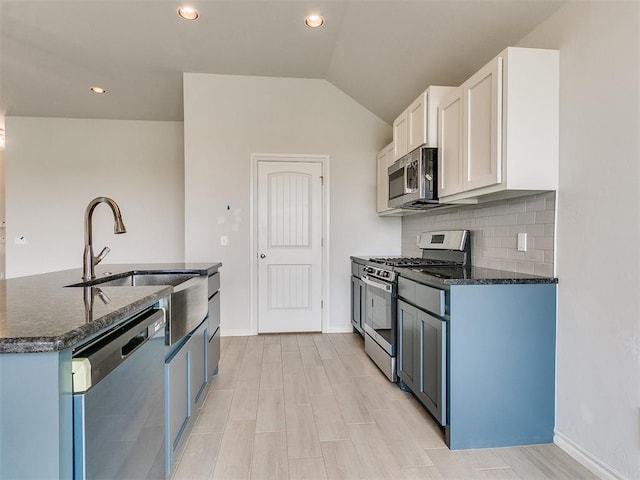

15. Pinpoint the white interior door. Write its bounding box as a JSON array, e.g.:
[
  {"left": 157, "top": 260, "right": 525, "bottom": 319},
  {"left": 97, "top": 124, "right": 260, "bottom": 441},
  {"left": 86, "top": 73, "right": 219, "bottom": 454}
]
[{"left": 257, "top": 160, "right": 323, "bottom": 333}]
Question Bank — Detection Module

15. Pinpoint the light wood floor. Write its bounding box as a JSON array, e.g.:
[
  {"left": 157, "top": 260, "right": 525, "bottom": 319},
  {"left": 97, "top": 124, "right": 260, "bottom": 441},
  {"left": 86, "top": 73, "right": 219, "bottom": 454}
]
[{"left": 171, "top": 333, "right": 597, "bottom": 479}]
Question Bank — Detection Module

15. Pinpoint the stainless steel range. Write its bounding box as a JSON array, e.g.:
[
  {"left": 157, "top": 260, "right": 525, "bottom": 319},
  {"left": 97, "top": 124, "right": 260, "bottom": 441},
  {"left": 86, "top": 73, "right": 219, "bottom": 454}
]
[{"left": 358, "top": 230, "right": 470, "bottom": 382}]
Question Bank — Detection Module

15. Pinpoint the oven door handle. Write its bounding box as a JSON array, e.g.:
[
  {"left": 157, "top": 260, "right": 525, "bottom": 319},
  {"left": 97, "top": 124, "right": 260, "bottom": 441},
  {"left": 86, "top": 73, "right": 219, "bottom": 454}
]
[{"left": 362, "top": 275, "right": 393, "bottom": 293}]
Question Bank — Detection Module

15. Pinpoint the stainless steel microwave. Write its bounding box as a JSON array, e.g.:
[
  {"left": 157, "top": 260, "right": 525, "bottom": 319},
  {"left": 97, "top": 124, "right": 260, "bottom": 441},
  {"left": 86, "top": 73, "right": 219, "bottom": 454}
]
[{"left": 388, "top": 147, "right": 438, "bottom": 209}]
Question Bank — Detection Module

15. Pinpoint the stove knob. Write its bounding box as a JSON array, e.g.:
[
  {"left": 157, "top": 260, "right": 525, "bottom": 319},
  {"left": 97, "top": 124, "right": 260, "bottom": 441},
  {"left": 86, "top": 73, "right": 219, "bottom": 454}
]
[{"left": 383, "top": 271, "right": 390, "bottom": 278}]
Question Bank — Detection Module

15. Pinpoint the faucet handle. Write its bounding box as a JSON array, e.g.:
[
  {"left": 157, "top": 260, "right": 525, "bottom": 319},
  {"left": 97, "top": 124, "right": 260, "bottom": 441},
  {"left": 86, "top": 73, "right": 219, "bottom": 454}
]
[{"left": 95, "top": 246, "right": 111, "bottom": 264}]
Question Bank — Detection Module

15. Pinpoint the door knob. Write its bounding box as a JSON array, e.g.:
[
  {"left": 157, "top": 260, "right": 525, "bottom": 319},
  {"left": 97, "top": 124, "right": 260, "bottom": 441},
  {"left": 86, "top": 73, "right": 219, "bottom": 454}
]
[{"left": 260, "top": 253, "right": 266, "bottom": 259}]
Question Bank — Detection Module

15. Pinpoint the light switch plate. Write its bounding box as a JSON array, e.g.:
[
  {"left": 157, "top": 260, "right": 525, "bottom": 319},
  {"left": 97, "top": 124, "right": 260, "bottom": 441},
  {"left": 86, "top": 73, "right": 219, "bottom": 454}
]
[{"left": 517, "top": 233, "right": 527, "bottom": 252}]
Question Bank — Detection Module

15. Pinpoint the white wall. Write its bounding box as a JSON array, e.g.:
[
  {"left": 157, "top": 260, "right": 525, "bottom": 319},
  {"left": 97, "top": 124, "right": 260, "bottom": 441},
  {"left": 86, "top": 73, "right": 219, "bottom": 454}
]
[
  {"left": 518, "top": 3, "right": 640, "bottom": 478},
  {"left": 0, "top": 148, "right": 5, "bottom": 277},
  {"left": 183, "top": 73, "right": 399, "bottom": 335},
  {"left": 5, "top": 117, "right": 185, "bottom": 278}
]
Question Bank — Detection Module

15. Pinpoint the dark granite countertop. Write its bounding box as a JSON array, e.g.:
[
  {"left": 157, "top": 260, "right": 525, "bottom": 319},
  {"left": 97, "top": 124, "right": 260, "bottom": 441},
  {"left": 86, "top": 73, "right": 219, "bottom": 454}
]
[
  {"left": 351, "top": 256, "right": 556, "bottom": 287},
  {"left": 396, "top": 265, "right": 557, "bottom": 288},
  {"left": 350, "top": 256, "right": 369, "bottom": 264},
  {"left": 0, "top": 262, "right": 222, "bottom": 354}
]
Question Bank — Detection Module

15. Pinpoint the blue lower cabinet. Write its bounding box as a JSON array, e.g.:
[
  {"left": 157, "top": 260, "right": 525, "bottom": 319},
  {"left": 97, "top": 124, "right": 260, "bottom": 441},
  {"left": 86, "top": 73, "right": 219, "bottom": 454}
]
[
  {"left": 398, "top": 300, "right": 419, "bottom": 392},
  {"left": 447, "top": 283, "right": 556, "bottom": 449},
  {"left": 165, "top": 319, "right": 208, "bottom": 475},
  {"left": 190, "top": 322, "right": 208, "bottom": 410},
  {"left": 398, "top": 299, "right": 447, "bottom": 426},
  {"left": 417, "top": 310, "right": 447, "bottom": 426},
  {"left": 0, "top": 350, "right": 73, "bottom": 479},
  {"left": 398, "top": 279, "right": 556, "bottom": 450}
]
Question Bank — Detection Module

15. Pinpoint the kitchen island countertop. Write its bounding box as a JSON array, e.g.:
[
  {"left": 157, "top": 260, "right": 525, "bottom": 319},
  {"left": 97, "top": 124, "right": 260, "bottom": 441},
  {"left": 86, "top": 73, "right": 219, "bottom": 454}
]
[{"left": 0, "top": 262, "right": 221, "bottom": 354}]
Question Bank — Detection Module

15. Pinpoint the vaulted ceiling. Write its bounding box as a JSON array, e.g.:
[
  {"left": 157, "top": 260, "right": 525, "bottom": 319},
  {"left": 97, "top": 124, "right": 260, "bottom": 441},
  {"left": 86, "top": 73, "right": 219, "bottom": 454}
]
[{"left": 0, "top": 1, "right": 565, "bottom": 125}]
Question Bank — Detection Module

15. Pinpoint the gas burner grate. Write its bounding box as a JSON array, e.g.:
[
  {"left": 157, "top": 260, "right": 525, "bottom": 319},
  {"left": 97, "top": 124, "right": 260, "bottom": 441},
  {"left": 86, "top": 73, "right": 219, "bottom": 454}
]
[{"left": 369, "top": 257, "right": 461, "bottom": 268}]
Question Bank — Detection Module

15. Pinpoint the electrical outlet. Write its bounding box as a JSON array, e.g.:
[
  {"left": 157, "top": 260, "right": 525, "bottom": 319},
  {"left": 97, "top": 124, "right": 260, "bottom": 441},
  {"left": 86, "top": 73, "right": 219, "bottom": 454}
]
[
  {"left": 220, "top": 235, "right": 229, "bottom": 246},
  {"left": 517, "top": 233, "right": 527, "bottom": 252}
]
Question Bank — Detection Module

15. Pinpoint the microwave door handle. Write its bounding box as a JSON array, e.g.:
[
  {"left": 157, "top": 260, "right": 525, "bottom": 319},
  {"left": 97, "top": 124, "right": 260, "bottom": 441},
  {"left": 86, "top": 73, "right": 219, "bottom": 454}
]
[{"left": 403, "top": 167, "right": 414, "bottom": 194}]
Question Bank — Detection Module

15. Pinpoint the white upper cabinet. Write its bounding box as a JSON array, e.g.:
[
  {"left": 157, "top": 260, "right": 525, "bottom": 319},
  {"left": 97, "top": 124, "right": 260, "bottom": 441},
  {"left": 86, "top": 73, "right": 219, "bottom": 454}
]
[
  {"left": 407, "top": 94, "right": 427, "bottom": 152},
  {"left": 377, "top": 142, "right": 403, "bottom": 216},
  {"left": 438, "top": 87, "right": 464, "bottom": 197},
  {"left": 393, "top": 86, "right": 456, "bottom": 161},
  {"left": 463, "top": 57, "right": 502, "bottom": 191},
  {"left": 392, "top": 113, "right": 408, "bottom": 161},
  {"left": 438, "top": 47, "right": 559, "bottom": 204}
]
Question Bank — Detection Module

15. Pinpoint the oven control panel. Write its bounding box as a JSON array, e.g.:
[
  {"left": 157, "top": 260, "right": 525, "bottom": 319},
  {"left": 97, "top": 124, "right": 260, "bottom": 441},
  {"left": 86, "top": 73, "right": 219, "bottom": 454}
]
[
  {"left": 363, "top": 265, "right": 395, "bottom": 282},
  {"left": 418, "top": 230, "right": 469, "bottom": 251}
]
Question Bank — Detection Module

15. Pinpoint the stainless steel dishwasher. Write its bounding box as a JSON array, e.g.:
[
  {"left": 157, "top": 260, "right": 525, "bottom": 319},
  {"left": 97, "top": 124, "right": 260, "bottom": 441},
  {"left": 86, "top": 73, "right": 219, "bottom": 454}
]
[{"left": 72, "top": 307, "right": 166, "bottom": 480}]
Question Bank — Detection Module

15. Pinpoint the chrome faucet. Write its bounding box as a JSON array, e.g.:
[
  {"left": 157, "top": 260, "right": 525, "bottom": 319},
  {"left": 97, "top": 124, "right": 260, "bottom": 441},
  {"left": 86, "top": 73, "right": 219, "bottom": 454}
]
[{"left": 82, "top": 197, "right": 127, "bottom": 280}]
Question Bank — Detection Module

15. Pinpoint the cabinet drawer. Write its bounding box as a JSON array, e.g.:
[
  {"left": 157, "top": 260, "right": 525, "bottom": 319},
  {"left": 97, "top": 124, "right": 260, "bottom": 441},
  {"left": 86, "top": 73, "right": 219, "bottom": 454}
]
[
  {"left": 398, "top": 277, "right": 416, "bottom": 302},
  {"left": 416, "top": 283, "right": 445, "bottom": 317},
  {"left": 208, "top": 272, "right": 220, "bottom": 298},
  {"left": 398, "top": 277, "right": 445, "bottom": 317}
]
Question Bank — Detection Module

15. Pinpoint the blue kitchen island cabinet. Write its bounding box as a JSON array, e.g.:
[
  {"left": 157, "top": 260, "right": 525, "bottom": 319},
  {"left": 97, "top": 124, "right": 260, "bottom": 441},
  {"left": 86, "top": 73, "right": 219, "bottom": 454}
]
[
  {"left": 0, "top": 262, "right": 221, "bottom": 479},
  {"left": 446, "top": 283, "right": 556, "bottom": 449}
]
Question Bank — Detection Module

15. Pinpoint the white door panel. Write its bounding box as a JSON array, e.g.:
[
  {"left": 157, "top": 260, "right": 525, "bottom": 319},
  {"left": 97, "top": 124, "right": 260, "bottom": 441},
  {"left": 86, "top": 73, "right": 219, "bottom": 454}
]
[{"left": 257, "top": 161, "right": 323, "bottom": 333}]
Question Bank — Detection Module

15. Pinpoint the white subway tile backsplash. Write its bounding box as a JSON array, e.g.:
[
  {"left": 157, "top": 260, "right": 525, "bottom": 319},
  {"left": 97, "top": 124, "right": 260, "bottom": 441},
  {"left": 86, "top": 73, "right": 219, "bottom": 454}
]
[
  {"left": 525, "top": 197, "right": 547, "bottom": 212},
  {"left": 546, "top": 197, "right": 556, "bottom": 211},
  {"left": 508, "top": 248, "right": 545, "bottom": 263},
  {"left": 475, "top": 216, "right": 490, "bottom": 227},
  {"left": 500, "top": 260, "right": 517, "bottom": 271},
  {"left": 499, "top": 214, "right": 519, "bottom": 226},
  {"left": 545, "top": 223, "right": 555, "bottom": 236},
  {"left": 508, "top": 201, "right": 527, "bottom": 214},
  {"left": 515, "top": 261, "right": 536, "bottom": 275},
  {"left": 493, "top": 226, "right": 510, "bottom": 236},
  {"left": 533, "top": 236, "right": 554, "bottom": 250},
  {"left": 534, "top": 263, "right": 554, "bottom": 277},
  {"left": 501, "top": 236, "right": 517, "bottom": 249},
  {"left": 486, "top": 258, "right": 502, "bottom": 270},
  {"left": 401, "top": 192, "right": 555, "bottom": 276},
  {"left": 525, "top": 223, "right": 546, "bottom": 237},
  {"left": 516, "top": 212, "right": 536, "bottom": 225},
  {"left": 486, "top": 237, "right": 503, "bottom": 248},
  {"left": 488, "top": 247, "right": 510, "bottom": 259},
  {"left": 535, "top": 210, "right": 555, "bottom": 224}
]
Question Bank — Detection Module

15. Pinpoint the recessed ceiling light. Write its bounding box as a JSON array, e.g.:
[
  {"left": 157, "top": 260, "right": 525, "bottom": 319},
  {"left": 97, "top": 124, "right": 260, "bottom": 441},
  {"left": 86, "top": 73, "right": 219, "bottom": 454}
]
[
  {"left": 305, "top": 14, "right": 324, "bottom": 28},
  {"left": 90, "top": 86, "right": 106, "bottom": 94},
  {"left": 178, "top": 6, "right": 199, "bottom": 20}
]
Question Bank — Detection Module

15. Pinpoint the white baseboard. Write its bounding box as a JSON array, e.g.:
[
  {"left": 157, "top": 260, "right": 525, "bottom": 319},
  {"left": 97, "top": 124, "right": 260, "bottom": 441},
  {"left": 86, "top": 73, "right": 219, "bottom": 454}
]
[
  {"left": 220, "top": 328, "right": 254, "bottom": 337},
  {"left": 554, "top": 431, "right": 625, "bottom": 480}
]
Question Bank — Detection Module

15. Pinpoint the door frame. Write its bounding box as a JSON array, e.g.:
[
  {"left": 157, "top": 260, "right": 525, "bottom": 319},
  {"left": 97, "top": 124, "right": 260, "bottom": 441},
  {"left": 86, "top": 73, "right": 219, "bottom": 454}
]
[{"left": 250, "top": 154, "right": 330, "bottom": 335}]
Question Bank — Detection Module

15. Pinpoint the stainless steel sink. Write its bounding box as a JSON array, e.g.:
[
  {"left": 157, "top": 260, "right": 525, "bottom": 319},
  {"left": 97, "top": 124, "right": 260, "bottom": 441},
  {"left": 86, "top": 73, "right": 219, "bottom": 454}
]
[
  {"left": 92, "top": 273, "right": 199, "bottom": 288},
  {"left": 67, "top": 272, "right": 209, "bottom": 346}
]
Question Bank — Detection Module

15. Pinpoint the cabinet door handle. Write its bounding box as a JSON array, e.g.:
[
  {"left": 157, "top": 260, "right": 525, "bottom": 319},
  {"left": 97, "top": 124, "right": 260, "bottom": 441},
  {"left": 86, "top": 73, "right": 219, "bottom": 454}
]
[{"left": 259, "top": 253, "right": 266, "bottom": 259}]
